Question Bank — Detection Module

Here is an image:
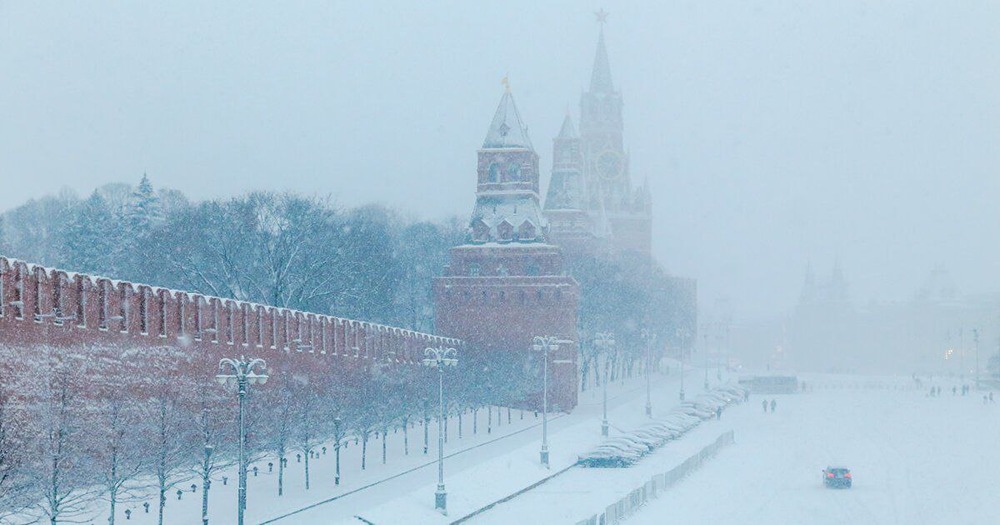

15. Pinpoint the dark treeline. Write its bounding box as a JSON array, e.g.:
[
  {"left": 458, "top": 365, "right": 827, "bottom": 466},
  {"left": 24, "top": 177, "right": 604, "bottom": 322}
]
[{"left": 0, "top": 176, "right": 463, "bottom": 333}]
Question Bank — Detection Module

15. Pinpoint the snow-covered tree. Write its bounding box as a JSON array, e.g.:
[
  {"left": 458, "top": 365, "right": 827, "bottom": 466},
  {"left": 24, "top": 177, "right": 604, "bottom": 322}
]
[
  {"left": 145, "top": 353, "right": 196, "bottom": 525},
  {"left": 258, "top": 378, "right": 295, "bottom": 497},
  {"left": 187, "top": 369, "right": 233, "bottom": 524},
  {"left": 127, "top": 174, "right": 163, "bottom": 236},
  {"left": 0, "top": 354, "right": 33, "bottom": 521},
  {"left": 1, "top": 190, "right": 80, "bottom": 267},
  {"left": 62, "top": 191, "right": 116, "bottom": 276},
  {"left": 28, "top": 346, "right": 102, "bottom": 525},
  {"left": 289, "top": 376, "right": 326, "bottom": 490},
  {"left": 92, "top": 347, "right": 149, "bottom": 525},
  {"left": 0, "top": 216, "right": 10, "bottom": 255}
]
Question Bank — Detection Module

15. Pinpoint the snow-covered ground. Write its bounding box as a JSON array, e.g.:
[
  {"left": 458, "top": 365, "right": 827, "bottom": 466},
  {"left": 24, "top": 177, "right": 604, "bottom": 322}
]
[
  {"left": 624, "top": 380, "right": 1000, "bottom": 525},
  {"left": 377, "top": 374, "right": 999, "bottom": 525},
  {"left": 280, "top": 368, "right": 700, "bottom": 524},
  {"left": 71, "top": 404, "right": 550, "bottom": 525},
  {"left": 32, "top": 371, "right": 994, "bottom": 525},
  {"left": 15, "top": 366, "right": 686, "bottom": 524}
]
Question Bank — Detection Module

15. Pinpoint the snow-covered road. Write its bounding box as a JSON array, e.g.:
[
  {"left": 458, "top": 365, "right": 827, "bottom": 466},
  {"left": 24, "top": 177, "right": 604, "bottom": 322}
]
[{"left": 628, "top": 384, "right": 1000, "bottom": 525}]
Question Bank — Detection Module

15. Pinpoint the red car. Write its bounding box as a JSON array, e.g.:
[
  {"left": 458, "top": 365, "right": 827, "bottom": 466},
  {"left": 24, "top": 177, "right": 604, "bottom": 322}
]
[{"left": 823, "top": 467, "right": 852, "bottom": 488}]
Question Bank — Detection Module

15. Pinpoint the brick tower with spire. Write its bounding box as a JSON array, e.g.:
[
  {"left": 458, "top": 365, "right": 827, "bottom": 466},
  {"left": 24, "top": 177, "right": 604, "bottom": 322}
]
[
  {"left": 434, "top": 85, "right": 580, "bottom": 411},
  {"left": 544, "top": 12, "right": 652, "bottom": 257}
]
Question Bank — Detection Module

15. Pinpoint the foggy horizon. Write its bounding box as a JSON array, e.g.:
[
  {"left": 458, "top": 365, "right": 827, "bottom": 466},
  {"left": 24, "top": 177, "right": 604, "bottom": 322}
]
[{"left": 3, "top": 1, "right": 999, "bottom": 321}]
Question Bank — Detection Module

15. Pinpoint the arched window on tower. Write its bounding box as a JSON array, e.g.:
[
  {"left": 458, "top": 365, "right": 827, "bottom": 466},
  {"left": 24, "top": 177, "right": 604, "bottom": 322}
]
[
  {"left": 488, "top": 162, "right": 500, "bottom": 183},
  {"left": 507, "top": 162, "right": 521, "bottom": 182},
  {"left": 472, "top": 219, "right": 490, "bottom": 242},
  {"left": 497, "top": 221, "right": 514, "bottom": 242},
  {"left": 518, "top": 220, "right": 536, "bottom": 241}
]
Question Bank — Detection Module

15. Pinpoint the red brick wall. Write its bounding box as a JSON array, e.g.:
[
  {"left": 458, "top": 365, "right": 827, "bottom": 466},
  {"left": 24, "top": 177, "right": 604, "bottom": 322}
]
[
  {"left": 0, "top": 256, "right": 463, "bottom": 383},
  {"left": 434, "top": 244, "right": 580, "bottom": 411}
]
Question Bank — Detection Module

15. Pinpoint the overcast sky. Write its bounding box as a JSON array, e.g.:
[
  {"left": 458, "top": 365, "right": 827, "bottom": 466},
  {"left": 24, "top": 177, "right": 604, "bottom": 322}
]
[{"left": 2, "top": 1, "right": 999, "bottom": 320}]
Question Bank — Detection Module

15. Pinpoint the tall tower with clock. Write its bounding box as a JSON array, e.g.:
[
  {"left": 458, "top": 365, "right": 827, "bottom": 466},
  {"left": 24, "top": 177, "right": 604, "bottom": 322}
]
[{"left": 545, "top": 11, "right": 652, "bottom": 257}]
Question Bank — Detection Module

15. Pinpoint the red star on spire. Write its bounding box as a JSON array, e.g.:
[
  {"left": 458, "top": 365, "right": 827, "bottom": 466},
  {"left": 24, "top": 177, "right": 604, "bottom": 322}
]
[{"left": 595, "top": 8, "right": 609, "bottom": 25}]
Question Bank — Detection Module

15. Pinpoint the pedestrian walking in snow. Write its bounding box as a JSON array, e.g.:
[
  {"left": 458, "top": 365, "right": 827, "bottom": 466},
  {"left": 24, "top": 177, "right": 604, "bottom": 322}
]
[
  {"left": 770, "top": 399, "right": 777, "bottom": 413},
  {"left": 990, "top": 392, "right": 995, "bottom": 403},
  {"left": 716, "top": 406, "right": 722, "bottom": 420},
  {"left": 762, "top": 399, "right": 768, "bottom": 413},
  {"left": 744, "top": 390, "right": 750, "bottom": 402}
]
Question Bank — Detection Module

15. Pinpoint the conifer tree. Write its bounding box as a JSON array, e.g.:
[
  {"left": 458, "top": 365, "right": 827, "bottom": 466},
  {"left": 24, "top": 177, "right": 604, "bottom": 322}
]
[{"left": 62, "top": 192, "right": 115, "bottom": 275}]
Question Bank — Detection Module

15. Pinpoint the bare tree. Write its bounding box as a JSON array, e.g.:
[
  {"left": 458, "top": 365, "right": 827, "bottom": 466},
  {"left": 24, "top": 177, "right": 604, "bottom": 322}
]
[
  {"left": 257, "top": 378, "right": 294, "bottom": 497},
  {"left": 146, "top": 353, "right": 196, "bottom": 525},
  {"left": 29, "top": 346, "right": 102, "bottom": 525},
  {"left": 93, "top": 348, "right": 148, "bottom": 525},
  {"left": 157, "top": 193, "right": 379, "bottom": 314},
  {"left": 188, "top": 371, "right": 233, "bottom": 524},
  {"left": 289, "top": 377, "right": 325, "bottom": 490},
  {"left": 0, "top": 353, "right": 33, "bottom": 522}
]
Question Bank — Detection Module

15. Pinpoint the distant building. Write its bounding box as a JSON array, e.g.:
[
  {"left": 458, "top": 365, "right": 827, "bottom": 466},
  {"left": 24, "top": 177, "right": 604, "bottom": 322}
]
[
  {"left": 787, "top": 262, "right": 1000, "bottom": 376},
  {"left": 543, "top": 22, "right": 651, "bottom": 259}
]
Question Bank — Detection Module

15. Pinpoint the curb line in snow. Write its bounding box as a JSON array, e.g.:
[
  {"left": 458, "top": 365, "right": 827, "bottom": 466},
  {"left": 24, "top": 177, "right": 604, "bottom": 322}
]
[
  {"left": 448, "top": 463, "right": 578, "bottom": 525},
  {"left": 259, "top": 412, "right": 568, "bottom": 524}
]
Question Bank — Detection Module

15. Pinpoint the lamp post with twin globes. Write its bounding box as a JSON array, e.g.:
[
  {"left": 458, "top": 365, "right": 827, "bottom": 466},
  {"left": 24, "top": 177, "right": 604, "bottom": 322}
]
[
  {"left": 216, "top": 357, "right": 268, "bottom": 525},
  {"left": 422, "top": 346, "right": 458, "bottom": 514}
]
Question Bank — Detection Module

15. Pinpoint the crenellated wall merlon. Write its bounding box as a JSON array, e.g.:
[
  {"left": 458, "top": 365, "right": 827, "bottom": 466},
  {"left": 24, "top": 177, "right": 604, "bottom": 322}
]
[{"left": 0, "top": 256, "right": 463, "bottom": 364}]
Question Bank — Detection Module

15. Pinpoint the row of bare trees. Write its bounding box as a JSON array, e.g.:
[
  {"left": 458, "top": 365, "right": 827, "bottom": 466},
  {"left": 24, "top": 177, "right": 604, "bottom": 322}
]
[
  {"left": 0, "top": 344, "right": 538, "bottom": 524},
  {"left": 571, "top": 252, "right": 698, "bottom": 392}
]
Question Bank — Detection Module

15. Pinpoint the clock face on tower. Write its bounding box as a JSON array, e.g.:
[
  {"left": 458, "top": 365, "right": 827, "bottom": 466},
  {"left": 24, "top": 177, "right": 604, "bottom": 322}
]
[{"left": 596, "top": 150, "right": 624, "bottom": 181}]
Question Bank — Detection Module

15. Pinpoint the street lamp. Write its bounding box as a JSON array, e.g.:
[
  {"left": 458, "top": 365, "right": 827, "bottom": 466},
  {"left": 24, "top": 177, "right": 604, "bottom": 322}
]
[
  {"left": 676, "top": 328, "right": 686, "bottom": 401},
  {"left": 334, "top": 417, "right": 342, "bottom": 486},
  {"left": 594, "top": 332, "right": 615, "bottom": 437},
  {"left": 702, "top": 327, "right": 710, "bottom": 390},
  {"left": 532, "top": 336, "right": 572, "bottom": 468},
  {"left": 216, "top": 357, "right": 268, "bottom": 525},
  {"left": 422, "top": 399, "right": 430, "bottom": 455},
  {"left": 422, "top": 346, "right": 458, "bottom": 514},
  {"left": 202, "top": 444, "right": 213, "bottom": 525},
  {"left": 974, "top": 328, "right": 980, "bottom": 389},
  {"left": 716, "top": 331, "right": 723, "bottom": 381},
  {"left": 641, "top": 328, "right": 656, "bottom": 417}
]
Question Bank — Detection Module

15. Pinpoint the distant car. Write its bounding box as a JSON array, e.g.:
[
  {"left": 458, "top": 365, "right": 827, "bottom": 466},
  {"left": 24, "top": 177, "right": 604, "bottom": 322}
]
[{"left": 823, "top": 467, "right": 852, "bottom": 488}]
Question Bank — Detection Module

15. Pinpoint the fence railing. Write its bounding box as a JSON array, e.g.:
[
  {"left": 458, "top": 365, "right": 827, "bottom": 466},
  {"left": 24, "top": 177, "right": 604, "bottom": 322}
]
[{"left": 574, "top": 430, "right": 735, "bottom": 525}]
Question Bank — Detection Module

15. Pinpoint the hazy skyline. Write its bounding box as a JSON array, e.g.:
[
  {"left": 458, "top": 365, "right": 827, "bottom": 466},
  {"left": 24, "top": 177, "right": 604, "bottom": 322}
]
[{"left": 2, "top": 1, "right": 999, "bottom": 319}]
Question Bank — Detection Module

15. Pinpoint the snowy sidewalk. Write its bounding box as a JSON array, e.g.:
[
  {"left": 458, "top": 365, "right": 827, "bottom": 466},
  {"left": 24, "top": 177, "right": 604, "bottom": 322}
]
[{"left": 296, "top": 368, "right": 718, "bottom": 525}]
